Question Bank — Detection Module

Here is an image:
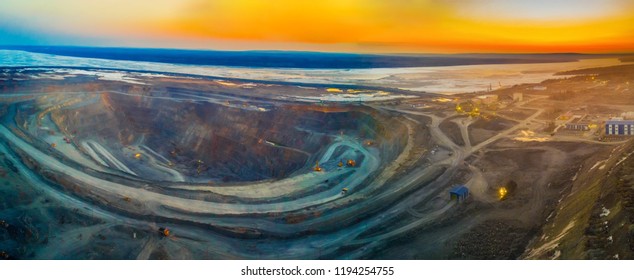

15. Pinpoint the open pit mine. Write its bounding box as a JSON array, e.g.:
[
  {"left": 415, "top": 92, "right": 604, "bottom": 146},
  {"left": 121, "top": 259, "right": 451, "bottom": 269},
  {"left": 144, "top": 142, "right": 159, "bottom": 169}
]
[
  {"left": 2, "top": 63, "right": 634, "bottom": 260},
  {"left": 0, "top": 68, "right": 435, "bottom": 259}
]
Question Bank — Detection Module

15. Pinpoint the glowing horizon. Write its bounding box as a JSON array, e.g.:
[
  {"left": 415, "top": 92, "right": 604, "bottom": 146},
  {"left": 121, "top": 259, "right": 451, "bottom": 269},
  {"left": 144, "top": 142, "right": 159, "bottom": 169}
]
[{"left": 1, "top": 0, "right": 633, "bottom": 53}]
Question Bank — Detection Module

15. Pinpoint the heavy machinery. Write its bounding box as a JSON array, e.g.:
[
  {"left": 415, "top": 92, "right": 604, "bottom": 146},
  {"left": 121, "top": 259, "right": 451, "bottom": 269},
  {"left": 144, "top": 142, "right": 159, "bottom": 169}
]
[
  {"left": 159, "top": 227, "right": 171, "bottom": 237},
  {"left": 313, "top": 161, "right": 323, "bottom": 172},
  {"left": 341, "top": 188, "right": 349, "bottom": 195},
  {"left": 337, "top": 160, "right": 344, "bottom": 167},
  {"left": 346, "top": 159, "right": 356, "bottom": 167}
]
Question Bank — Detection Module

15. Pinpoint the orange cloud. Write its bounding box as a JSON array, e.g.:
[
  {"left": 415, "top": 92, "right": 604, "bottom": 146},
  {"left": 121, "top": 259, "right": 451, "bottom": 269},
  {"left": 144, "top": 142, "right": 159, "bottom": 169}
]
[
  {"left": 2, "top": 0, "right": 633, "bottom": 52},
  {"left": 148, "top": 0, "right": 634, "bottom": 52}
]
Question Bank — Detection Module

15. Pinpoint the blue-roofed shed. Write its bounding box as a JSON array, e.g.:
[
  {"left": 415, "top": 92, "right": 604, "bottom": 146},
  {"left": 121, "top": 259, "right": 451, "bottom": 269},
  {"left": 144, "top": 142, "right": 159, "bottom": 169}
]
[{"left": 450, "top": 185, "right": 469, "bottom": 202}]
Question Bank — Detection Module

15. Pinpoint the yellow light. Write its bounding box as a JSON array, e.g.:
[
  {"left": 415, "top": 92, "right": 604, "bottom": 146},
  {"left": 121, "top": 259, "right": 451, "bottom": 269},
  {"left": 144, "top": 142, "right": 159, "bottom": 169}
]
[{"left": 498, "top": 186, "right": 508, "bottom": 200}]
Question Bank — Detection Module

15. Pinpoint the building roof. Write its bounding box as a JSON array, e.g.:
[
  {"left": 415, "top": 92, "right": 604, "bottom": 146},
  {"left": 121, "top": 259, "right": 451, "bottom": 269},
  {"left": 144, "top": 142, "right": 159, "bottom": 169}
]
[
  {"left": 450, "top": 185, "right": 469, "bottom": 196},
  {"left": 606, "top": 119, "right": 634, "bottom": 125}
]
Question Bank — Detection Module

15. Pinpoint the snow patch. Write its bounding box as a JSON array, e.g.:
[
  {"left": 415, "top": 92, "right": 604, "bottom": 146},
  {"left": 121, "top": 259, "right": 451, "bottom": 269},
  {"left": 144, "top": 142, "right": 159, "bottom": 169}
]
[
  {"left": 589, "top": 160, "right": 606, "bottom": 171},
  {"left": 64, "top": 70, "right": 146, "bottom": 85},
  {"left": 525, "top": 220, "right": 575, "bottom": 259},
  {"left": 615, "top": 151, "right": 634, "bottom": 167},
  {"left": 600, "top": 207, "right": 610, "bottom": 218}
]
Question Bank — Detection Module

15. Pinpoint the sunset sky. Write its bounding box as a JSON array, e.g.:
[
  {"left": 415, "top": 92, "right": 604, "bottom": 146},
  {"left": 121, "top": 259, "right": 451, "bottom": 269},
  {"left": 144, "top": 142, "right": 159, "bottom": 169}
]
[{"left": 1, "top": 0, "right": 633, "bottom": 53}]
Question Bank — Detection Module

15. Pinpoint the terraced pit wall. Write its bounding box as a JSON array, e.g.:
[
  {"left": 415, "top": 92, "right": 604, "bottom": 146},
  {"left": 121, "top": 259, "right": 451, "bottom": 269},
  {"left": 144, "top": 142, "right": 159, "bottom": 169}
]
[{"left": 48, "top": 92, "right": 408, "bottom": 182}]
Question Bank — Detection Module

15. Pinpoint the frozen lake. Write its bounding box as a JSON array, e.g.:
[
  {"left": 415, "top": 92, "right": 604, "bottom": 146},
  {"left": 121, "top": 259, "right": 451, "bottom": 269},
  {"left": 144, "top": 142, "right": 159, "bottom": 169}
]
[{"left": 0, "top": 50, "right": 629, "bottom": 94}]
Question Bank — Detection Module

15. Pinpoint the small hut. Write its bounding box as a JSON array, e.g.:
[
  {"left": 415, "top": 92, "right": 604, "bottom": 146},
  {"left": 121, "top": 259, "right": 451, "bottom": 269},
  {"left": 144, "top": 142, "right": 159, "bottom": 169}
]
[{"left": 449, "top": 186, "right": 469, "bottom": 202}]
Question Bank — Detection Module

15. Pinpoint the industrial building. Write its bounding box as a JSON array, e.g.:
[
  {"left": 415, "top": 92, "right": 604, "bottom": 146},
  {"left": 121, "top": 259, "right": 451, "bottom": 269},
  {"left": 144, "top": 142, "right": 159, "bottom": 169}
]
[
  {"left": 605, "top": 118, "right": 634, "bottom": 135},
  {"left": 449, "top": 185, "right": 469, "bottom": 202},
  {"left": 565, "top": 115, "right": 590, "bottom": 131}
]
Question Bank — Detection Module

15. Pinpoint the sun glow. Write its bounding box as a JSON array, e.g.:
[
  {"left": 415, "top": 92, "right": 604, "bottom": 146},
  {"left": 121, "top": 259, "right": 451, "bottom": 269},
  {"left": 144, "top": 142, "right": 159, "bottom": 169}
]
[{"left": 1, "top": 0, "right": 633, "bottom": 52}]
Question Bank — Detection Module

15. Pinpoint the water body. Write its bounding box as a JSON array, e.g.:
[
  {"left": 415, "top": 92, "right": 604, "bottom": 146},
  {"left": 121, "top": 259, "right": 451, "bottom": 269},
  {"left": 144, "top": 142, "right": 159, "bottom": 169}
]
[
  {"left": 1, "top": 46, "right": 588, "bottom": 68},
  {"left": 0, "top": 49, "right": 629, "bottom": 94}
]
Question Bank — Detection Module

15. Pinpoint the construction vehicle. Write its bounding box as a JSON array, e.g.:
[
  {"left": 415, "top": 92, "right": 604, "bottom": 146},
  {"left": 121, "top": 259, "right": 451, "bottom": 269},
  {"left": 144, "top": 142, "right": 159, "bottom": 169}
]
[
  {"left": 134, "top": 153, "right": 142, "bottom": 159},
  {"left": 313, "top": 161, "right": 322, "bottom": 172},
  {"left": 341, "top": 188, "right": 349, "bottom": 195},
  {"left": 346, "top": 159, "right": 356, "bottom": 167},
  {"left": 159, "top": 227, "right": 170, "bottom": 237},
  {"left": 337, "top": 160, "right": 344, "bottom": 167},
  {"left": 51, "top": 143, "right": 57, "bottom": 148}
]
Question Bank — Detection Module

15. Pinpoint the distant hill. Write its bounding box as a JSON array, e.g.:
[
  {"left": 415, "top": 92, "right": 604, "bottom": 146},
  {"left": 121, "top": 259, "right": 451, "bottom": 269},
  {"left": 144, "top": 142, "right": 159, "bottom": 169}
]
[
  {"left": 621, "top": 56, "right": 634, "bottom": 62},
  {"left": 557, "top": 63, "right": 634, "bottom": 76},
  {"left": 0, "top": 46, "right": 609, "bottom": 69}
]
